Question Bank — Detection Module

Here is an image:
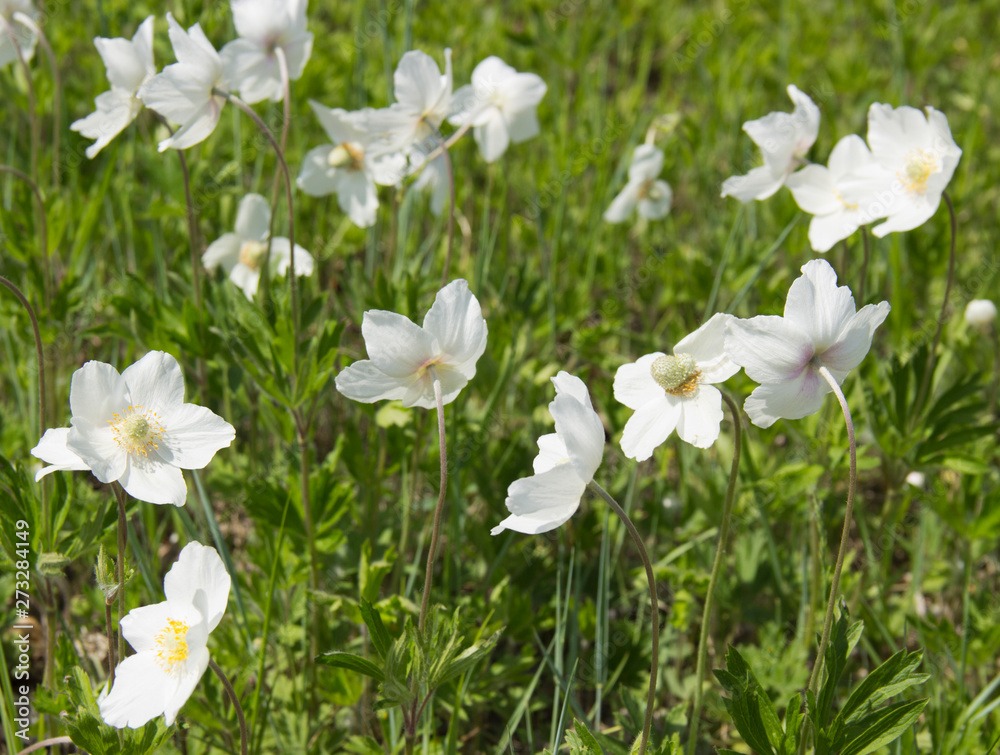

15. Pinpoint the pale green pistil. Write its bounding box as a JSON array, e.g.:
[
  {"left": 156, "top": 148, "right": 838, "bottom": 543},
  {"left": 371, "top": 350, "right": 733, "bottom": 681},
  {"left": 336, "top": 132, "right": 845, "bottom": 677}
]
[{"left": 651, "top": 353, "right": 701, "bottom": 397}]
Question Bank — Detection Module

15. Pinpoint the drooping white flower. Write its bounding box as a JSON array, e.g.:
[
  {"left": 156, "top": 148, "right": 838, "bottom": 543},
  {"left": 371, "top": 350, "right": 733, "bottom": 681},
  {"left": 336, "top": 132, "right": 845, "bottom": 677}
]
[
  {"left": 70, "top": 16, "right": 156, "bottom": 159},
  {"left": 785, "top": 135, "right": 879, "bottom": 252},
  {"left": 721, "top": 84, "right": 820, "bottom": 202},
  {"left": 100, "top": 542, "right": 230, "bottom": 728},
  {"left": 724, "top": 259, "right": 890, "bottom": 428},
  {"left": 604, "top": 144, "right": 672, "bottom": 223},
  {"left": 0, "top": 0, "right": 39, "bottom": 69},
  {"left": 335, "top": 279, "right": 487, "bottom": 410},
  {"left": 491, "top": 372, "right": 605, "bottom": 536},
  {"left": 31, "top": 351, "right": 235, "bottom": 505},
  {"left": 839, "top": 103, "right": 962, "bottom": 237},
  {"left": 202, "top": 193, "right": 314, "bottom": 299},
  {"left": 448, "top": 56, "right": 546, "bottom": 163},
  {"left": 219, "top": 0, "right": 313, "bottom": 104},
  {"left": 138, "top": 12, "right": 227, "bottom": 151},
  {"left": 365, "top": 49, "right": 453, "bottom": 154},
  {"left": 613, "top": 313, "right": 739, "bottom": 458},
  {"left": 965, "top": 299, "right": 997, "bottom": 327},
  {"left": 297, "top": 102, "right": 406, "bottom": 228}
]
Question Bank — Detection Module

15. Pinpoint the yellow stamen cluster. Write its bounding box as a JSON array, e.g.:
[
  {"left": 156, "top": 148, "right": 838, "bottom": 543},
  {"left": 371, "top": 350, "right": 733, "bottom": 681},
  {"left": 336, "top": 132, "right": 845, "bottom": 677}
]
[
  {"left": 328, "top": 142, "right": 365, "bottom": 171},
  {"left": 109, "top": 406, "right": 164, "bottom": 457},
  {"left": 637, "top": 179, "right": 663, "bottom": 201},
  {"left": 651, "top": 353, "right": 701, "bottom": 397},
  {"left": 238, "top": 240, "right": 268, "bottom": 270},
  {"left": 897, "top": 148, "right": 939, "bottom": 195},
  {"left": 153, "top": 618, "right": 190, "bottom": 673}
]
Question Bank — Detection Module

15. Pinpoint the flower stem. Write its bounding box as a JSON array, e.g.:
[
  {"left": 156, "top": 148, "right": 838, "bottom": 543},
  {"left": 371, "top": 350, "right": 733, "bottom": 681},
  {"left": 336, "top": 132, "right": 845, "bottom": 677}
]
[
  {"left": 209, "top": 659, "right": 249, "bottom": 755},
  {"left": 105, "top": 597, "right": 116, "bottom": 685},
  {"left": 858, "top": 225, "right": 870, "bottom": 304},
  {"left": 274, "top": 46, "right": 292, "bottom": 158},
  {"left": 686, "top": 391, "right": 742, "bottom": 755},
  {"left": 914, "top": 191, "right": 957, "bottom": 414},
  {"left": 806, "top": 366, "right": 857, "bottom": 694},
  {"left": 13, "top": 12, "right": 60, "bottom": 190},
  {"left": 112, "top": 483, "right": 129, "bottom": 676},
  {"left": 419, "top": 368, "right": 449, "bottom": 634},
  {"left": 587, "top": 480, "right": 658, "bottom": 755}
]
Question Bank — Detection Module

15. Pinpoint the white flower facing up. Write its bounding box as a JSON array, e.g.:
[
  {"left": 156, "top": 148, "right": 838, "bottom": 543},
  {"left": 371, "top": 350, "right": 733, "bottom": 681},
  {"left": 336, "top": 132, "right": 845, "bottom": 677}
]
[
  {"left": 100, "top": 542, "right": 231, "bottom": 728},
  {"left": 449, "top": 56, "right": 547, "bottom": 163},
  {"left": 0, "top": 0, "right": 38, "bottom": 69},
  {"left": 70, "top": 16, "right": 156, "bottom": 159},
  {"left": 366, "top": 49, "right": 453, "bottom": 155},
  {"left": 725, "top": 259, "right": 890, "bottom": 429},
  {"left": 839, "top": 103, "right": 962, "bottom": 237},
  {"left": 786, "top": 135, "right": 879, "bottom": 252},
  {"left": 491, "top": 372, "right": 605, "bottom": 536},
  {"left": 965, "top": 299, "right": 997, "bottom": 327},
  {"left": 220, "top": 0, "right": 313, "bottom": 104},
  {"left": 604, "top": 144, "right": 673, "bottom": 223},
  {"left": 203, "top": 193, "right": 314, "bottom": 299},
  {"left": 138, "top": 13, "right": 228, "bottom": 151},
  {"left": 721, "top": 84, "right": 820, "bottom": 202},
  {"left": 31, "top": 351, "right": 235, "bottom": 505},
  {"left": 335, "top": 279, "right": 487, "bottom": 410},
  {"left": 297, "top": 102, "right": 407, "bottom": 228},
  {"left": 613, "top": 313, "right": 739, "bottom": 458}
]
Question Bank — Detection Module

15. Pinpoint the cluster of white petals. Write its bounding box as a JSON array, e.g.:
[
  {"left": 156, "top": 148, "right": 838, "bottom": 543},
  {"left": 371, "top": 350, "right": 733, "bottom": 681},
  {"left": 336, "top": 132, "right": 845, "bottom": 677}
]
[
  {"left": 70, "top": 16, "right": 156, "bottom": 158},
  {"left": 492, "top": 372, "right": 604, "bottom": 536},
  {"left": 0, "top": 0, "right": 39, "bottom": 68},
  {"left": 31, "top": 351, "right": 235, "bottom": 505},
  {"left": 604, "top": 144, "right": 672, "bottom": 223},
  {"left": 724, "top": 259, "right": 890, "bottom": 428},
  {"left": 203, "top": 193, "right": 314, "bottom": 299},
  {"left": 335, "top": 279, "right": 488, "bottom": 409},
  {"left": 100, "top": 542, "right": 231, "bottom": 728}
]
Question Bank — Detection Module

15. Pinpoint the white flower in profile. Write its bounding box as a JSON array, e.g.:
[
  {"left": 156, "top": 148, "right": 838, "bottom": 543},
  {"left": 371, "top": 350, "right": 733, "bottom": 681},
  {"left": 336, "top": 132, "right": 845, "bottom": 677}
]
[
  {"left": 297, "top": 102, "right": 406, "bottom": 228},
  {"left": 0, "top": 0, "right": 39, "bottom": 69},
  {"left": 335, "top": 279, "right": 487, "bottom": 409},
  {"left": 721, "top": 84, "right": 820, "bottom": 202},
  {"left": 203, "top": 193, "right": 314, "bottom": 299},
  {"left": 100, "top": 542, "right": 231, "bottom": 728},
  {"left": 138, "top": 12, "right": 227, "bottom": 151},
  {"left": 70, "top": 16, "right": 156, "bottom": 159},
  {"left": 965, "top": 299, "right": 997, "bottom": 327},
  {"left": 491, "top": 372, "right": 604, "bottom": 536},
  {"left": 449, "top": 56, "right": 546, "bottom": 163},
  {"left": 613, "top": 313, "right": 739, "bottom": 458},
  {"left": 724, "top": 259, "right": 890, "bottom": 428},
  {"left": 366, "top": 49, "right": 453, "bottom": 154},
  {"left": 604, "top": 144, "right": 672, "bottom": 223},
  {"left": 839, "top": 103, "right": 962, "bottom": 237},
  {"left": 785, "top": 135, "right": 879, "bottom": 253},
  {"left": 30, "top": 351, "right": 235, "bottom": 505},
  {"left": 219, "top": 0, "right": 313, "bottom": 104}
]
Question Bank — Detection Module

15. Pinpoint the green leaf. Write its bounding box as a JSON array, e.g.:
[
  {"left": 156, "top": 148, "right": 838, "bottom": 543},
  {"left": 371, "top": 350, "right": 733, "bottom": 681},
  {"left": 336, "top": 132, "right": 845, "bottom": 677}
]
[
  {"left": 360, "top": 598, "right": 392, "bottom": 660},
  {"left": 714, "top": 646, "right": 779, "bottom": 755},
  {"left": 565, "top": 718, "right": 603, "bottom": 754},
  {"left": 316, "top": 651, "right": 384, "bottom": 682},
  {"left": 838, "top": 699, "right": 927, "bottom": 755},
  {"left": 817, "top": 606, "right": 863, "bottom": 730}
]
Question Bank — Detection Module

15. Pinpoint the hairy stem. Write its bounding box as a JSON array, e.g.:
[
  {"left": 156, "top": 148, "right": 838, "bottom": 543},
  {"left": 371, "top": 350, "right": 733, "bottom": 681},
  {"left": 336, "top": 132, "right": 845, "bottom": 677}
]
[
  {"left": 687, "top": 391, "right": 743, "bottom": 754},
  {"left": 587, "top": 481, "right": 658, "bottom": 755},
  {"left": 112, "top": 484, "right": 129, "bottom": 675},
  {"left": 209, "top": 659, "right": 249, "bottom": 755},
  {"left": 419, "top": 368, "right": 449, "bottom": 634},
  {"left": 858, "top": 225, "right": 870, "bottom": 304}
]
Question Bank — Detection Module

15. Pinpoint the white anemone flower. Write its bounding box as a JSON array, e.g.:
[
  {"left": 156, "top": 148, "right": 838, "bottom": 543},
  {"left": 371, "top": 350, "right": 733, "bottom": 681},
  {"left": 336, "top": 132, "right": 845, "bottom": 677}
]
[
  {"left": 366, "top": 49, "right": 453, "bottom": 154},
  {"left": 334, "top": 279, "right": 487, "bottom": 409},
  {"left": 30, "top": 351, "right": 236, "bottom": 505},
  {"left": 138, "top": 12, "right": 228, "bottom": 151},
  {"left": 785, "top": 135, "right": 879, "bottom": 253},
  {"left": 100, "top": 542, "right": 231, "bottom": 728},
  {"left": 448, "top": 56, "right": 547, "bottom": 163},
  {"left": 491, "top": 372, "right": 605, "bottom": 536},
  {"left": 721, "top": 84, "right": 820, "bottom": 202},
  {"left": 297, "top": 102, "right": 406, "bottom": 228},
  {"left": 724, "top": 259, "right": 890, "bottom": 428},
  {"left": 613, "top": 313, "right": 739, "bottom": 458},
  {"left": 965, "top": 299, "right": 997, "bottom": 327},
  {"left": 203, "top": 193, "right": 314, "bottom": 299},
  {"left": 0, "top": 0, "right": 39, "bottom": 69},
  {"left": 838, "top": 103, "right": 962, "bottom": 237},
  {"left": 70, "top": 16, "right": 156, "bottom": 159},
  {"left": 219, "top": 0, "right": 313, "bottom": 104},
  {"left": 604, "top": 144, "right": 672, "bottom": 223}
]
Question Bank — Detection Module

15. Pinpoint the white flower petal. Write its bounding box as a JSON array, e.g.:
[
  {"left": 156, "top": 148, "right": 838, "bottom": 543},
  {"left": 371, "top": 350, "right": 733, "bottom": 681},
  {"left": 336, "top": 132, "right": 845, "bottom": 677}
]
[
  {"left": 202, "top": 233, "right": 242, "bottom": 273},
  {"left": 675, "top": 313, "right": 740, "bottom": 384},
  {"left": 361, "top": 310, "right": 437, "bottom": 377},
  {"left": 157, "top": 403, "right": 236, "bottom": 470},
  {"left": 619, "top": 395, "right": 681, "bottom": 462},
  {"left": 784, "top": 259, "right": 857, "bottom": 351},
  {"left": 549, "top": 372, "right": 604, "bottom": 481},
  {"left": 334, "top": 360, "right": 414, "bottom": 404},
  {"left": 268, "top": 237, "right": 314, "bottom": 278},
  {"left": 612, "top": 354, "right": 665, "bottom": 410},
  {"left": 119, "top": 600, "right": 202, "bottom": 654},
  {"left": 506, "top": 107, "right": 540, "bottom": 144},
  {"left": 786, "top": 164, "right": 840, "bottom": 216},
  {"left": 422, "top": 280, "right": 488, "bottom": 377},
  {"left": 637, "top": 180, "right": 672, "bottom": 220},
  {"left": 821, "top": 301, "right": 891, "bottom": 376},
  {"left": 743, "top": 370, "right": 829, "bottom": 428},
  {"left": 69, "top": 360, "right": 128, "bottom": 425},
  {"left": 119, "top": 456, "right": 188, "bottom": 506},
  {"left": 229, "top": 264, "right": 261, "bottom": 299},
  {"left": 163, "top": 645, "right": 209, "bottom": 726},
  {"left": 297, "top": 145, "right": 339, "bottom": 196},
  {"left": 491, "top": 465, "right": 586, "bottom": 536},
  {"left": 807, "top": 210, "right": 861, "bottom": 254},
  {"left": 163, "top": 543, "right": 231, "bottom": 632},
  {"left": 99, "top": 651, "right": 182, "bottom": 728},
  {"left": 70, "top": 89, "right": 142, "bottom": 159},
  {"left": 66, "top": 419, "right": 125, "bottom": 483},
  {"left": 31, "top": 427, "right": 91, "bottom": 479},
  {"left": 474, "top": 115, "right": 510, "bottom": 163},
  {"left": 334, "top": 168, "right": 379, "bottom": 228},
  {"left": 676, "top": 385, "right": 724, "bottom": 448},
  {"left": 724, "top": 315, "right": 813, "bottom": 384},
  {"left": 603, "top": 180, "right": 641, "bottom": 223},
  {"left": 219, "top": 38, "right": 281, "bottom": 104},
  {"left": 121, "top": 351, "right": 185, "bottom": 413},
  {"left": 628, "top": 144, "right": 664, "bottom": 182},
  {"left": 533, "top": 433, "right": 569, "bottom": 474},
  {"left": 720, "top": 164, "right": 785, "bottom": 202}
]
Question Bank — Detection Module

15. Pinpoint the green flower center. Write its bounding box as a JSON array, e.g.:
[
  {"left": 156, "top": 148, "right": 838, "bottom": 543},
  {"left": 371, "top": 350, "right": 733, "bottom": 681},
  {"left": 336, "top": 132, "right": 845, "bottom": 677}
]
[
  {"left": 650, "top": 353, "right": 701, "bottom": 397},
  {"left": 897, "top": 148, "right": 939, "bottom": 195},
  {"left": 109, "top": 406, "right": 163, "bottom": 457}
]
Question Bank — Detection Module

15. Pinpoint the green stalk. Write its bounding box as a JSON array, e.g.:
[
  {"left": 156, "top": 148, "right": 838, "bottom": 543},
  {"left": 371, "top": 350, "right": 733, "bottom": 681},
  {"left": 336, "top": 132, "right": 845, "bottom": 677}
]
[
  {"left": 210, "top": 659, "right": 249, "bottom": 755},
  {"left": 419, "top": 368, "right": 448, "bottom": 634}
]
